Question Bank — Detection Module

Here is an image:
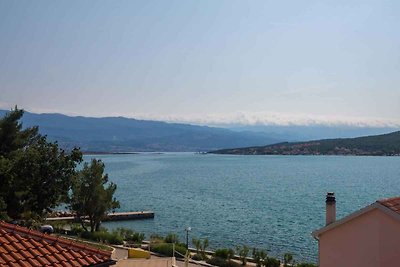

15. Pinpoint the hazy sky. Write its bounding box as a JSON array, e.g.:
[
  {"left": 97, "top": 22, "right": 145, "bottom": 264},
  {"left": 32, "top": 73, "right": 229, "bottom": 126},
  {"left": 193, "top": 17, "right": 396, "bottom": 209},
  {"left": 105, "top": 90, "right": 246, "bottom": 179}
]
[{"left": 0, "top": 0, "right": 399, "bottom": 127}]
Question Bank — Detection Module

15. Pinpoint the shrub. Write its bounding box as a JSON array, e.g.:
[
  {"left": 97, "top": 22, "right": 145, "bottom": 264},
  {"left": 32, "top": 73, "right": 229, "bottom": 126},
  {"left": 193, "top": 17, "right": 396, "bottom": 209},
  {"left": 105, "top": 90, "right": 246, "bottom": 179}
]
[
  {"left": 150, "top": 234, "right": 164, "bottom": 243},
  {"left": 80, "top": 230, "right": 123, "bottom": 245},
  {"left": 107, "top": 232, "right": 124, "bottom": 245},
  {"left": 70, "top": 225, "right": 85, "bottom": 236},
  {"left": 283, "top": 253, "right": 293, "bottom": 267},
  {"left": 192, "top": 238, "right": 201, "bottom": 254},
  {"left": 266, "top": 257, "right": 280, "bottom": 267},
  {"left": 113, "top": 227, "right": 145, "bottom": 243},
  {"left": 206, "top": 257, "right": 227, "bottom": 267},
  {"left": 206, "top": 257, "right": 241, "bottom": 267},
  {"left": 192, "top": 253, "right": 203, "bottom": 261},
  {"left": 297, "top": 263, "right": 318, "bottom": 267},
  {"left": 214, "top": 248, "right": 235, "bottom": 260},
  {"left": 252, "top": 248, "right": 267, "bottom": 267},
  {"left": 164, "top": 233, "right": 179, "bottom": 244},
  {"left": 150, "top": 243, "right": 187, "bottom": 258},
  {"left": 236, "top": 245, "right": 249, "bottom": 265},
  {"left": 225, "top": 260, "right": 242, "bottom": 267}
]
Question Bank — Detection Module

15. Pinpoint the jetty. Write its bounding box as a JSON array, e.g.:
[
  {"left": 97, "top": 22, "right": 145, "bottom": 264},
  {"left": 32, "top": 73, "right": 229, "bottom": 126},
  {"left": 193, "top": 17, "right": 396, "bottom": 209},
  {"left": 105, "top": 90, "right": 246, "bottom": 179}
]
[{"left": 46, "top": 211, "right": 155, "bottom": 222}]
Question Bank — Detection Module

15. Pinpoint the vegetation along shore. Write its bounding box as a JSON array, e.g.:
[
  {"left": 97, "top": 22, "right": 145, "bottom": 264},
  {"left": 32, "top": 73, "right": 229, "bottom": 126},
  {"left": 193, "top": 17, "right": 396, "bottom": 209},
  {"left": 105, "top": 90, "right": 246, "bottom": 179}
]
[{"left": 210, "top": 131, "right": 400, "bottom": 156}]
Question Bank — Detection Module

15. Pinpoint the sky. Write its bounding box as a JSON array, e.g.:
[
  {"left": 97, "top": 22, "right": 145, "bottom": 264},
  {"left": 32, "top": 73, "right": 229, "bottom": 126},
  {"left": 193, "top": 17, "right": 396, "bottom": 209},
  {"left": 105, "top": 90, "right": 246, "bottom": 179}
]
[{"left": 0, "top": 0, "right": 399, "bottom": 127}]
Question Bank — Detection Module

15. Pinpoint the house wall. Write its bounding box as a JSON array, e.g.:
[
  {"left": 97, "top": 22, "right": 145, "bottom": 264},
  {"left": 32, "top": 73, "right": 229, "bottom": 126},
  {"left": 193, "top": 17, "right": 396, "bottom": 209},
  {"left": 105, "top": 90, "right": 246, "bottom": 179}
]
[{"left": 319, "top": 208, "right": 400, "bottom": 267}]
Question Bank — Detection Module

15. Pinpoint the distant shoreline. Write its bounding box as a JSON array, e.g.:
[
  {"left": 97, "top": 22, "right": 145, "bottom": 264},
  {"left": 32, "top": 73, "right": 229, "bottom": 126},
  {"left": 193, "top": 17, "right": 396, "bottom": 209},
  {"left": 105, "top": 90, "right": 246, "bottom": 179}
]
[{"left": 82, "top": 151, "right": 139, "bottom": 155}]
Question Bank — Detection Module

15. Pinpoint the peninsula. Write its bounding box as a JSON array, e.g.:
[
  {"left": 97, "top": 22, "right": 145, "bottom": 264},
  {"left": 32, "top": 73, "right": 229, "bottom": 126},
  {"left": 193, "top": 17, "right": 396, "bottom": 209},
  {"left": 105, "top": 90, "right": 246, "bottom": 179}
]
[{"left": 210, "top": 131, "right": 400, "bottom": 156}]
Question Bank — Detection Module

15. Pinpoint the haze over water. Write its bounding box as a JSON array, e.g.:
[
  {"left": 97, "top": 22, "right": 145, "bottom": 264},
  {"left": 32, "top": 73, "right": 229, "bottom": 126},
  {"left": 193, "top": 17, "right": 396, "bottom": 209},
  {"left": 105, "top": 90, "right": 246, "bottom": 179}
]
[{"left": 85, "top": 153, "right": 400, "bottom": 262}]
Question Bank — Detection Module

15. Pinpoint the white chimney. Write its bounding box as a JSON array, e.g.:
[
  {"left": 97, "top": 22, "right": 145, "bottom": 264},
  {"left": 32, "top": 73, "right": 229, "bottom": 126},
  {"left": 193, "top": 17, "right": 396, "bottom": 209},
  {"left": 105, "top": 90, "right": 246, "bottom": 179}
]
[{"left": 326, "top": 192, "right": 336, "bottom": 226}]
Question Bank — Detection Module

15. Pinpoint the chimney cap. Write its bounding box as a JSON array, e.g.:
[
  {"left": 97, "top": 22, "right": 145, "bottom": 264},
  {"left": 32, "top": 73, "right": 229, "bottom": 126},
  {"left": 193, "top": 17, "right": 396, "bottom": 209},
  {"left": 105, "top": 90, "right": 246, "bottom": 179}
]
[{"left": 326, "top": 192, "right": 336, "bottom": 203}]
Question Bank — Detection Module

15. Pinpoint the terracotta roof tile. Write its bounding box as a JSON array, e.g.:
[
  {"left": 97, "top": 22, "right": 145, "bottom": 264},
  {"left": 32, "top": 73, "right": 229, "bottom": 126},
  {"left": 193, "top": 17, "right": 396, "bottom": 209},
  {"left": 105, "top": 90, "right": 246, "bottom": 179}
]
[
  {"left": 1, "top": 253, "right": 15, "bottom": 263},
  {"left": 8, "top": 262, "right": 20, "bottom": 267},
  {"left": 61, "top": 261, "right": 73, "bottom": 267},
  {"left": 69, "top": 249, "right": 82, "bottom": 259},
  {"left": 84, "top": 255, "right": 96, "bottom": 265},
  {"left": 53, "top": 252, "right": 67, "bottom": 262},
  {"left": 46, "top": 243, "right": 60, "bottom": 254},
  {"left": 9, "top": 251, "right": 24, "bottom": 261},
  {"left": 19, "top": 249, "right": 34, "bottom": 259},
  {"left": 69, "top": 259, "right": 81, "bottom": 267},
  {"left": 27, "top": 257, "right": 41, "bottom": 266},
  {"left": 16, "top": 260, "right": 30, "bottom": 267},
  {"left": 11, "top": 241, "right": 25, "bottom": 251},
  {"left": 378, "top": 196, "right": 400, "bottom": 215},
  {"left": 20, "top": 239, "right": 35, "bottom": 249},
  {"left": 0, "top": 221, "right": 114, "bottom": 267},
  {"left": 77, "top": 257, "right": 89, "bottom": 266},
  {"left": 37, "top": 255, "right": 52, "bottom": 265},
  {"left": 3, "top": 242, "right": 17, "bottom": 252},
  {"left": 28, "top": 247, "right": 43, "bottom": 257},
  {"left": 0, "top": 246, "right": 8, "bottom": 254},
  {"left": 45, "top": 254, "right": 59, "bottom": 264}
]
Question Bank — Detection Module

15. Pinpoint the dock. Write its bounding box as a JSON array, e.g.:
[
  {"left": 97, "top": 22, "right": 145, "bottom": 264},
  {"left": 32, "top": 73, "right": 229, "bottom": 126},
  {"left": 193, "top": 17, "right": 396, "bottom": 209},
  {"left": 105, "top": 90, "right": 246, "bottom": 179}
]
[{"left": 46, "top": 211, "right": 155, "bottom": 222}]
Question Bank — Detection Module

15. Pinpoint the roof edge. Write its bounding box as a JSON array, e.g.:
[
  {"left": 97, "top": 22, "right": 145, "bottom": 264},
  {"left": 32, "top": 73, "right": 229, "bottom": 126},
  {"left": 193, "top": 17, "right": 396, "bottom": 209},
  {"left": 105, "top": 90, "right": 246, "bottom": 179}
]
[
  {"left": 312, "top": 201, "right": 400, "bottom": 239},
  {"left": 0, "top": 221, "right": 112, "bottom": 258},
  {"left": 312, "top": 202, "right": 378, "bottom": 239}
]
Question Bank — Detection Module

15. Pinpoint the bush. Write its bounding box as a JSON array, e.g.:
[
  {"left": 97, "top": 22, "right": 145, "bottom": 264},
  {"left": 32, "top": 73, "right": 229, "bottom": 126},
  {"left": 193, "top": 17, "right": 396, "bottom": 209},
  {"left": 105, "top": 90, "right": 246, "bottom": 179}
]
[
  {"left": 70, "top": 225, "right": 85, "bottom": 236},
  {"left": 214, "top": 248, "right": 235, "bottom": 260},
  {"left": 206, "top": 257, "right": 241, "bottom": 267},
  {"left": 297, "top": 263, "right": 317, "bottom": 267},
  {"left": 266, "top": 257, "right": 280, "bottom": 267},
  {"left": 150, "top": 243, "right": 187, "bottom": 258},
  {"left": 206, "top": 257, "right": 227, "bottom": 267},
  {"left": 150, "top": 234, "right": 164, "bottom": 243},
  {"left": 113, "top": 227, "right": 145, "bottom": 243},
  {"left": 192, "top": 253, "right": 203, "bottom": 261},
  {"left": 252, "top": 248, "right": 267, "bottom": 267},
  {"left": 80, "top": 230, "right": 123, "bottom": 245},
  {"left": 236, "top": 245, "right": 249, "bottom": 265},
  {"left": 164, "top": 233, "right": 179, "bottom": 244},
  {"left": 107, "top": 232, "right": 124, "bottom": 245}
]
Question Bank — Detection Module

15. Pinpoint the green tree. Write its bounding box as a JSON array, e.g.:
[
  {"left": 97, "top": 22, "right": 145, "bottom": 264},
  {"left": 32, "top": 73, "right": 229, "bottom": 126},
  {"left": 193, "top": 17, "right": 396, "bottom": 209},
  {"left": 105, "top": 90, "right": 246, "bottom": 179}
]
[
  {"left": 69, "top": 159, "right": 120, "bottom": 232},
  {"left": 252, "top": 248, "right": 268, "bottom": 267},
  {"left": 236, "top": 244, "right": 250, "bottom": 265},
  {"left": 0, "top": 108, "right": 82, "bottom": 220},
  {"left": 283, "top": 253, "right": 293, "bottom": 267},
  {"left": 192, "top": 238, "right": 201, "bottom": 255},
  {"left": 200, "top": 238, "right": 209, "bottom": 258}
]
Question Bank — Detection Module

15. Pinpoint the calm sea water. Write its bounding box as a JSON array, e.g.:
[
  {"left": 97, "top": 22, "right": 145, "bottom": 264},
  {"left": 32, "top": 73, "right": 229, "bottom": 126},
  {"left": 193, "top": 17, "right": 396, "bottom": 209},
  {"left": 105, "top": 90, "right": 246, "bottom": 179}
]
[{"left": 84, "top": 153, "right": 400, "bottom": 262}]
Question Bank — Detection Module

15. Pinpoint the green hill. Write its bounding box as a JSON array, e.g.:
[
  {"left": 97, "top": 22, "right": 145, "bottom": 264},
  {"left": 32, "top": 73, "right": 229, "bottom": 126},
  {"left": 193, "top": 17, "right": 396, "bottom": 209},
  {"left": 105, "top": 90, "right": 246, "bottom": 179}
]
[
  {"left": 0, "top": 110, "right": 281, "bottom": 152},
  {"left": 211, "top": 131, "right": 400, "bottom": 156}
]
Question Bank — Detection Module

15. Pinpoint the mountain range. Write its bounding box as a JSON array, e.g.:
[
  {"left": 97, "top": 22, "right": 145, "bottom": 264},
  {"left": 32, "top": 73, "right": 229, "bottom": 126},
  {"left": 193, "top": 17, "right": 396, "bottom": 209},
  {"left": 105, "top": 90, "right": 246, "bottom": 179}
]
[
  {"left": 0, "top": 110, "right": 281, "bottom": 152},
  {"left": 1, "top": 109, "right": 398, "bottom": 153}
]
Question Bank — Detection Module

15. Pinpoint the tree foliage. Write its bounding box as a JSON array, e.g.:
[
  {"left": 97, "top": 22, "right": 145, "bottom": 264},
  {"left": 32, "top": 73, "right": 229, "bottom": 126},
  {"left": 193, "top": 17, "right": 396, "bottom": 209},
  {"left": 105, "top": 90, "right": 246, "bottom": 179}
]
[
  {"left": 0, "top": 108, "right": 82, "bottom": 220},
  {"left": 252, "top": 248, "right": 268, "bottom": 267},
  {"left": 283, "top": 252, "right": 294, "bottom": 267},
  {"left": 69, "top": 159, "right": 120, "bottom": 232},
  {"left": 236, "top": 245, "right": 250, "bottom": 265}
]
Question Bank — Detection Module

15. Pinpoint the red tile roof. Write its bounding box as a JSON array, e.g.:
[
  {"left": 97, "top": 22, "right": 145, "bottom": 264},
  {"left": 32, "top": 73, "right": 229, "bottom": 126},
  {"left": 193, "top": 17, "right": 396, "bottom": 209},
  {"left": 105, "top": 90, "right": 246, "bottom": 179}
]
[
  {"left": 0, "top": 221, "right": 114, "bottom": 267},
  {"left": 377, "top": 196, "right": 400, "bottom": 214}
]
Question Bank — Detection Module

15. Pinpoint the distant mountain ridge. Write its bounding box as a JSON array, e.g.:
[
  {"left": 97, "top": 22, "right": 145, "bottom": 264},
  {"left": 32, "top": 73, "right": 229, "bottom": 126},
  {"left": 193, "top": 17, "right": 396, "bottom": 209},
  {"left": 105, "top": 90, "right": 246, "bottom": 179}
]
[
  {"left": 0, "top": 110, "right": 280, "bottom": 152},
  {"left": 211, "top": 131, "right": 400, "bottom": 156}
]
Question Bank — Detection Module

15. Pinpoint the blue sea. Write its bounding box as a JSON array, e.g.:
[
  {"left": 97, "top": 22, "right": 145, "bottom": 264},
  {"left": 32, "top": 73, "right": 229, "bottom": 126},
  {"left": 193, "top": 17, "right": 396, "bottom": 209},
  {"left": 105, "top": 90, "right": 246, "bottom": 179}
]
[{"left": 84, "top": 153, "right": 400, "bottom": 262}]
